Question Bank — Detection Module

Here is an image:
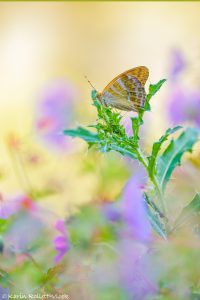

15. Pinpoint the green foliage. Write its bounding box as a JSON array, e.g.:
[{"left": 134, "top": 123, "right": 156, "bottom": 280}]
[
  {"left": 156, "top": 127, "right": 199, "bottom": 192},
  {"left": 63, "top": 78, "right": 199, "bottom": 238},
  {"left": 144, "top": 193, "right": 167, "bottom": 239},
  {"left": 132, "top": 79, "right": 167, "bottom": 144},
  {"left": 69, "top": 205, "right": 118, "bottom": 249},
  {"left": 0, "top": 219, "right": 9, "bottom": 234},
  {"left": 174, "top": 193, "right": 200, "bottom": 230},
  {"left": 63, "top": 126, "right": 100, "bottom": 144},
  {"left": 148, "top": 126, "right": 182, "bottom": 178},
  {"left": 63, "top": 80, "right": 167, "bottom": 162},
  {"left": 41, "top": 265, "right": 64, "bottom": 286},
  {"left": 147, "top": 79, "right": 166, "bottom": 101},
  {"left": 0, "top": 268, "right": 13, "bottom": 287},
  {"left": 144, "top": 79, "right": 166, "bottom": 111},
  {"left": 64, "top": 97, "right": 138, "bottom": 159}
]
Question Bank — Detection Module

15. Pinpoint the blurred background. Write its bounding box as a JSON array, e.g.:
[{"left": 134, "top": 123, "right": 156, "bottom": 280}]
[
  {"left": 1, "top": 1, "right": 200, "bottom": 215},
  {"left": 1, "top": 2, "right": 200, "bottom": 299}
]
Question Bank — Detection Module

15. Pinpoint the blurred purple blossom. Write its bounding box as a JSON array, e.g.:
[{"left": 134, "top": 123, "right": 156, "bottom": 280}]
[
  {"left": 54, "top": 219, "right": 70, "bottom": 264},
  {"left": 121, "top": 114, "right": 133, "bottom": 137},
  {"left": 0, "top": 194, "right": 36, "bottom": 219},
  {"left": 118, "top": 239, "right": 158, "bottom": 300},
  {"left": 35, "top": 80, "right": 76, "bottom": 152},
  {"left": 101, "top": 201, "right": 121, "bottom": 222},
  {"left": 169, "top": 48, "right": 186, "bottom": 81},
  {"left": 5, "top": 213, "right": 44, "bottom": 253},
  {"left": 168, "top": 86, "right": 200, "bottom": 128},
  {"left": 121, "top": 170, "right": 152, "bottom": 243}
]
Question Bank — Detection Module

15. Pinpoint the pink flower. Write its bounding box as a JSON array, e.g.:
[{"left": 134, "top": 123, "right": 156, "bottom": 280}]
[
  {"left": 0, "top": 194, "right": 36, "bottom": 219},
  {"left": 35, "top": 80, "right": 76, "bottom": 152},
  {"left": 53, "top": 220, "right": 70, "bottom": 264}
]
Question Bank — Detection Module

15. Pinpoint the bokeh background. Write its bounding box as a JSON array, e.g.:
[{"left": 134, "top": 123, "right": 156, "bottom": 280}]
[
  {"left": 1, "top": 2, "right": 200, "bottom": 298},
  {"left": 1, "top": 1, "right": 200, "bottom": 215}
]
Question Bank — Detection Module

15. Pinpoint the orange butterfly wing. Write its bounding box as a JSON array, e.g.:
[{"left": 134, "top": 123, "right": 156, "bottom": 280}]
[
  {"left": 98, "top": 66, "right": 149, "bottom": 112},
  {"left": 103, "top": 66, "right": 149, "bottom": 91}
]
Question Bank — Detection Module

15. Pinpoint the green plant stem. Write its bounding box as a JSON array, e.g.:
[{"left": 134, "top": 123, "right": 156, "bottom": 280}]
[
  {"left": 135, "top": 146, "right": 166, "bottom": 215},
  {"left": 132, "top": 107, "right": 167, "bottom": 216},
  {"left": 150, "top": 175, "right": 166, "bottom": 215}
]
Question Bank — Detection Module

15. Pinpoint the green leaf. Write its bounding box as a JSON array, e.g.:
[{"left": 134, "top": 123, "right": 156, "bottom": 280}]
[
  {"left": 148, "top": 126, "right": 182, "bottom": 177},
  {"left": 63, "top": 126, "right": 100, "bottom": 143},
  {"left": 64, "top": 79, "right": 167, "bottom": 170},
  {"left": 156, "top": 127, "right": 199, "bottom": 192},
  {"left": 131, "top": 117, "right": 143, "bottom": 143},
  {"left": 174, "top": 193, "right": 200, "bottom": 230},
  {"left": 0, "top": 219, "right": 8, "bottom": 233},
  {"left": 144, "top": 79, "right": 166, "bottom": 111},
  {"left": 0, "top": 268, "right": 14, "bottom": 286},
  {"left": 108, "top": 143, "right": 137, "bottom": 159},
  {"left": 144, "top": 194, "right": 167, "bottom": 239},
  {"left": 41, "top": 265, "right": 64, "bottom": 285},
  {"left": 148, "top": 79, "right": 166, "bottom": 97}
]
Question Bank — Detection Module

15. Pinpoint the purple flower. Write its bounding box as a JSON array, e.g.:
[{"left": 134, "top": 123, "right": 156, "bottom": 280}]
[
  {"left": 168, "top": 86, "right": 200, "bottom": 128},
  {"left": 35, "top": 80, "right": 76, "bottom": 152},
  {"left": 101, "top": 201, "right": 121, "bottom": 222},
  {"left": 0, "top": 194, "right": 20, "bottom": 219},
  {"left": 53, "top": 220, "right": 70, "bottom": 264},
  {"left": 121, "top": 170, "right": 152, "bottom": 243},
  {"left": 121, "top": 113, "right": 134, "bottom": 137},
  {"left": 118, "top": 239, "right": 158, "bottom": 300},
  {"left": 0, "top": 194, "right": 36, "bottom": 219},
  {"left": 169, "top": 48, "right": 186, "bottom": 80}
]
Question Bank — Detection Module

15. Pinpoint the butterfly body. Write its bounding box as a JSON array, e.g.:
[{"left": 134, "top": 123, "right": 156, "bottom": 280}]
[{"left": 94, "top": 66, "right": 149, "bottom": 112}]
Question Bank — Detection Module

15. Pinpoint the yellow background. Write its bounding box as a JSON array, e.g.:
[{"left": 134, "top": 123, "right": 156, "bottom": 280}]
[{"left": 0, "top": 2, "right": 200, "bottom": 215}]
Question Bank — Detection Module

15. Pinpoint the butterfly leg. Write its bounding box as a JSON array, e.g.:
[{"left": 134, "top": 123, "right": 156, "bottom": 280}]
[{"left": 100, "top": 96, "right": 109, "bottom": 107}]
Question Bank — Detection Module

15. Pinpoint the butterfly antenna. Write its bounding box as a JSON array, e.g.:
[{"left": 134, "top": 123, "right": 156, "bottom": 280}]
[{"left": 85, "top": 75, "right": 96, "bottom": 90}]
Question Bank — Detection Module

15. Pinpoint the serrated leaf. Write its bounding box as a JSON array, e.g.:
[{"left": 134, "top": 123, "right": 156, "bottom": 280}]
[
  {"left": 148, "top": 79, "right": 166, "bottom": 96},
  {"left": 148, "top": 126, "right": 182, "bottom": 177},
  {"left": 156, "top": 127, "right": 199, "bottom": 191},
  {"left": 144, "top": 79, "right": 166, "bottom": 111},
  {"left": 131, "top": 117, "right": 143, "bottom": 142},
  {"left": 63, "top": 126, "right": 100, "bottom": 143},
  {"left": 174, "top": 193, "right": 200, "bottom": 230},
  {"left": 145, "top": 199, "right": 167, "bottom": 239},
  {"left": 108, "top": 143, "right": 137, "bottom": 159}
]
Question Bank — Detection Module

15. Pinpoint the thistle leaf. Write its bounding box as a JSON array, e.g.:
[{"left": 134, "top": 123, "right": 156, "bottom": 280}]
[
  {"left": 156, "top": 127, "right": 199, "bottom": 192},
  {"left": 131, "top": 117, "right": 143, "bottom": 143},
  {"left": 148, "top": 126, "right": 182, "bottom": 177},
  {"left": 144, "top": 195, "right": 167, "bottom": 239},
  {"left": 108, "top": 143, "right": 137, "bottom": 159},
  {"left": 63, "top": 126, "right": 100, "bottom": 143},
  {"left": 174, "top": 193, "right": 200, "bottom": 230},
  {"left": 144, "top": 79, "right": 166, "bottom": 111}
]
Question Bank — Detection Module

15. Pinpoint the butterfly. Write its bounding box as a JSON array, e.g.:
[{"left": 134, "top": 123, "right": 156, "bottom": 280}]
[{"left": 88, "top": 66, "right": 149, "bottom": 112}]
